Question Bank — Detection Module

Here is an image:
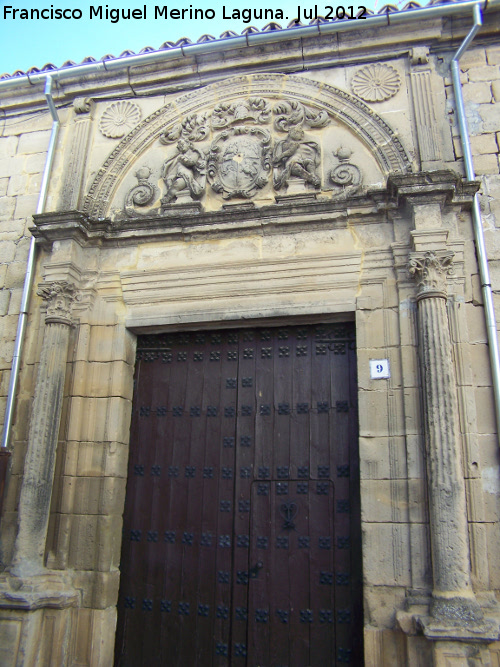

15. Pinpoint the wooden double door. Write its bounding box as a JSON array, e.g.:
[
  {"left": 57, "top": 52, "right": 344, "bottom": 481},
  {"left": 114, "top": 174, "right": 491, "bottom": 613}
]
[{"left": 115, "top": 322, "right": 363, "bottom": 666}]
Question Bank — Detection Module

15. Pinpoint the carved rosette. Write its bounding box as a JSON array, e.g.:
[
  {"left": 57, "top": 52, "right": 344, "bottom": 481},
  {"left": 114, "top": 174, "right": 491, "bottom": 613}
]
[
  {"left": 408, "top": 250, "right": 454, "bottom": 300},
  {"left": 99, "top": 101, "right": 142, "bottom": 138},
  {"left": 38, "top": 281, "right": 81, "bottom": 326},
  {"left": 351, "top": 64, "right": 401, "bottom": 102}
]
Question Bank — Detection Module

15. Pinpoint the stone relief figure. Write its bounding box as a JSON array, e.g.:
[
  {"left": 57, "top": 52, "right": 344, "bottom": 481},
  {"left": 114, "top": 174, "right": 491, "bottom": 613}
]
[
  {"left": 161, "top": 138, "right": 206, "bottom": 203},
  {"left": 272, "top": 127, "right": 321, "bottom": 190},
  {"left": 123, "top": 98, "right": 336, "bottom": 214}
]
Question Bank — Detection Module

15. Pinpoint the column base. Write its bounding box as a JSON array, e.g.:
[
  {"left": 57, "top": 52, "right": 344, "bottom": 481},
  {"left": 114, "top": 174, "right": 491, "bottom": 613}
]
[
  {"left": 397, "top": 592, "right": 500, "bottom": 643},
  {"left": 0, "top": 570, "right": 79, "bottom": 610}
]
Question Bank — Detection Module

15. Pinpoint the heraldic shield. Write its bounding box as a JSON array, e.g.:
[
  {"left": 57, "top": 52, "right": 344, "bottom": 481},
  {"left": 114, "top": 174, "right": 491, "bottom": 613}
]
[{"left": 207, "top": 127, "right": 271, "bottom": 199}]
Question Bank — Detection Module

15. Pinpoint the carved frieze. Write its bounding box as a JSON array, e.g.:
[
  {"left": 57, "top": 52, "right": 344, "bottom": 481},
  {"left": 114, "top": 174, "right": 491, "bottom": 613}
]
[
  {"left": 272, "top": 128, "right": 320, "bottom": 191},
  {"left": 161, "top": 140, "right": 206, "bottom": 204},
  {"left": 211, "top": 98, "right": 271, "bottom": 129},
  {"left": 273, "top": 100, "right": 329, "bottom": 132},
  {"left": 124, "top": 94, "right": 334, "bottom": 213},
  {"left": 99, "top": 101, "right": 142, "bottom": 138},
  {"left": 159, "top": 112, "right": 210, "bottom": 144},
  {"left": 351, "top": 64, "right": 401, "bottom": 102}
]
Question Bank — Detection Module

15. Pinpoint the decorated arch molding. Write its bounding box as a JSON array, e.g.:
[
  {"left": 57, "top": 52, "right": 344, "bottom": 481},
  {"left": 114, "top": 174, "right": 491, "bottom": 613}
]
[{"left": 82, "top": 74, "right": 412, "bottom": 220}]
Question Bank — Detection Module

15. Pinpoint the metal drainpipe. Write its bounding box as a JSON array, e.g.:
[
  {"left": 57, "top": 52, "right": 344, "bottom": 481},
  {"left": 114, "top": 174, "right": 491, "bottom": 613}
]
[
  {"left": 0, "top": 76, "right": 60, "bottom": 449},
  {"left": 451, "top": 3, "right": 500, "bottom": 445}
]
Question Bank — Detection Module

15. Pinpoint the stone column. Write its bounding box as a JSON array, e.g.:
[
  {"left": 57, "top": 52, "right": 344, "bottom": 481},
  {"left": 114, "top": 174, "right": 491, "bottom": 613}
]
[
  {"left": 408, "top": 250, "right": 496, "bottom": 639},
  {"left": 10, "top": 281, "right": 80, "bottom": 578}
]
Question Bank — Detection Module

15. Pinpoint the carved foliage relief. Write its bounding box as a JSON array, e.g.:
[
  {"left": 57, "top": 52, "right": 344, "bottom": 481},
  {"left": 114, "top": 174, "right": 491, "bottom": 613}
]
[
  {"left": 408, "top": 250, "right": 455, "bottom": 298},
  {"left": 122, "top": 96, "right": 372, "bottom": 217},
  {"left": 38, "top": 281, "right": 81, "bottom": 325}
]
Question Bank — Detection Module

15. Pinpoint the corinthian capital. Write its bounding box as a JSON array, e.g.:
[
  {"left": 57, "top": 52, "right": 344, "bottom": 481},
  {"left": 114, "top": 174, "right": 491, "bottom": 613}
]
[
  {"left": 37, "top": 281, "right": 81, "bottom": 325},
  {"left": 408, "top": 250, "right": 454, "bottom": 299}
]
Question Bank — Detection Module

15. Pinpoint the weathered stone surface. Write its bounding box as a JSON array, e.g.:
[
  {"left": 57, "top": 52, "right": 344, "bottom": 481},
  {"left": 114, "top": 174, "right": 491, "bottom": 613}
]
[
  {"left": 66, "top": 396, "right": 132, "bottom": 444},
  {"left": 71, "top": 360, "right": 134, "bottom": 400},
  {"left": 88, "top": 326, "right": 135, "bottom": 364},
  {"left": 462, "top": 82, "right": 492, "bottom": 104},
  {"left": 59, "top": 476, "right": 126, "bottom": 515},
  {"left": 468, "top": 65, "right": 500, "bottom": 83},
  {"left": 62, "top": 441, "right": 129, "bottom": 479},
  {"left": 479, "top": 103, "right": 500, "bottom": 133},
  {"left": 0, "top": 136, "right": 19, "bottom": 158},
  {"left": 492, "top": 80, "right": 500, "bottom": 102},
  {"left": 459, "top": 48, "right": 487, "bottom": 70},
  {"left": 475, "top": 154, "right": 499, "bottom": 175},
  {"left": 16, "top": 130, "right": 50, "bottom": 155},
  {"left": 363, "top": 523, "right": 411, "bottom": 586},
  {"left": 0, "top": 196, "right": 16, "bottom": 221},
  {"left": 486, "top": 46, "right": 500, "bottom": 66}
]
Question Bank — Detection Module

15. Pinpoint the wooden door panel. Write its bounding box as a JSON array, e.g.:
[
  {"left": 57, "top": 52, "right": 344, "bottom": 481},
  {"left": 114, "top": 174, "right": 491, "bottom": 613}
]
[{"left": 115, "top": 323, "right": 362, "bottom": 666}]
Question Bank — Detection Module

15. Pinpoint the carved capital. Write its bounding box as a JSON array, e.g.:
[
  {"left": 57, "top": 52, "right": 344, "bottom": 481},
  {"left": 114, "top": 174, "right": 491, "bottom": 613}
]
[
  {"left": 408, "top": 250, "right": 454, "bottom": 299},
  {"left": 37, "top": 281, "right": 81, "bottom": 325}
]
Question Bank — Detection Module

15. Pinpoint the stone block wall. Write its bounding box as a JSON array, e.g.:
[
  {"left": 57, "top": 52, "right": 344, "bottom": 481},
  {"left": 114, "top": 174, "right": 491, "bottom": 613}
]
[{"left": 0, "top": 111, "right": 56, "bottom": 436}]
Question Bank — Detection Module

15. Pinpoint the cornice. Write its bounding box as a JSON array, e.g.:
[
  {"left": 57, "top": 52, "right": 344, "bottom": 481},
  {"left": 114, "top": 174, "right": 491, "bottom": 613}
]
[{"left": 31, "top": 191, "right": 393, "bottom": 248}]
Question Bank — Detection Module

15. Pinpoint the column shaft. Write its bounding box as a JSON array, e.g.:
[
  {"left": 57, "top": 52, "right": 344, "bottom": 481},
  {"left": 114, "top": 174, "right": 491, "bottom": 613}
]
[
  {"left": 10, "top": 281, "right": 79, "bottom": 578},
  {"left": 417, "top": 294, "right": 471, "bottom": 594}
]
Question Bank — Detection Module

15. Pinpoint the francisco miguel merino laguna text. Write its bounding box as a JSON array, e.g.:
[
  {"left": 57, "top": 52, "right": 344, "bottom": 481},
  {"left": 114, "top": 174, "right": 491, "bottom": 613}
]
[{"left": 3, "top": 4, "right": 368, "bottom": 22}]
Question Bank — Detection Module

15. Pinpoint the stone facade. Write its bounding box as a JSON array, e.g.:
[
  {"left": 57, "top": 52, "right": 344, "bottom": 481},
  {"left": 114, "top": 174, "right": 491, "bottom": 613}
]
[{"left": 0, "top": 4, "right": 500, "bottom": 665}]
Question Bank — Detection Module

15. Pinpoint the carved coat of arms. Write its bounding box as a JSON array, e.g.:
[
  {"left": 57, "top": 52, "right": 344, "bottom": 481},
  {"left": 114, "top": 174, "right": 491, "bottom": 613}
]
[{"left": 207, "top": 127, "right": 271, "bottom": 200}]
